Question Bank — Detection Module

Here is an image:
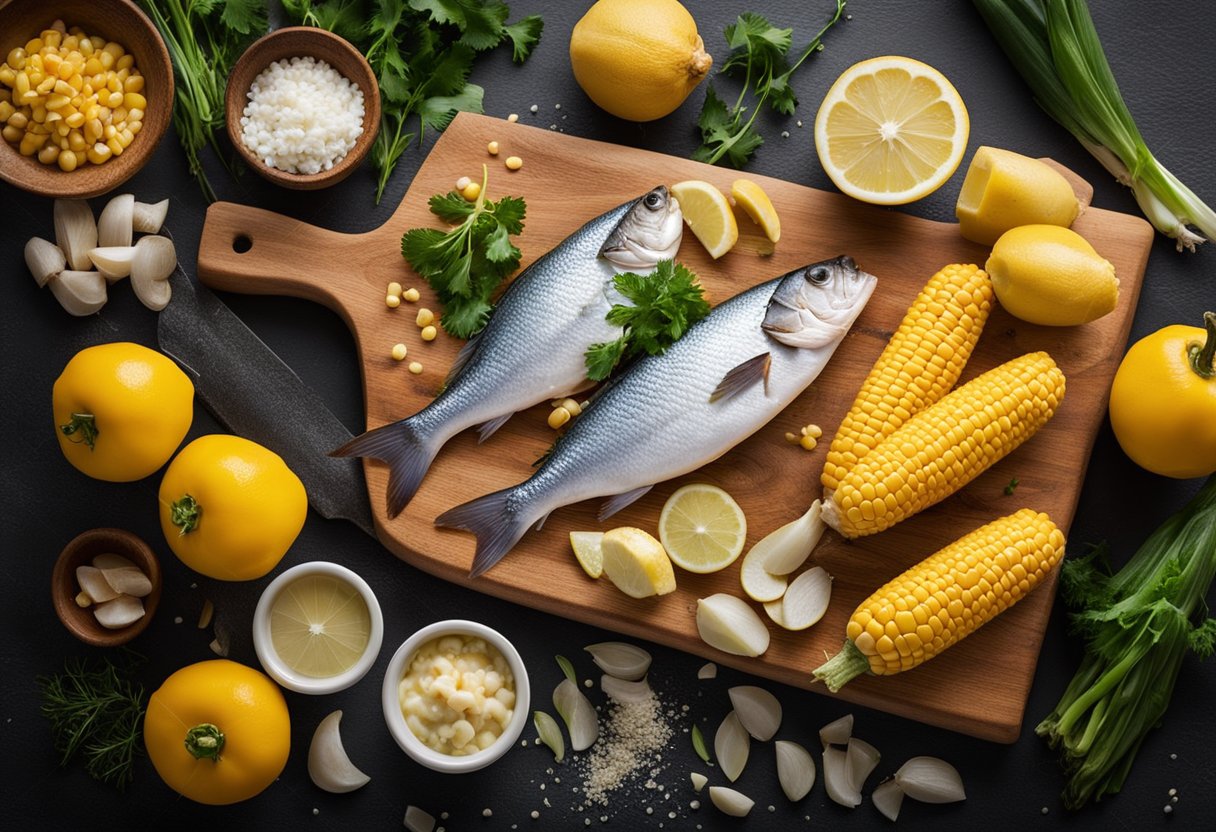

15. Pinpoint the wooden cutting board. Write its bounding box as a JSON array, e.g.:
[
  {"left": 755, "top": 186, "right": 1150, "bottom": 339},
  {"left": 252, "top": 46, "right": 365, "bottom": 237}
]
[{"left": 198, "top": 112, "right": 1153, "bottom": 742}]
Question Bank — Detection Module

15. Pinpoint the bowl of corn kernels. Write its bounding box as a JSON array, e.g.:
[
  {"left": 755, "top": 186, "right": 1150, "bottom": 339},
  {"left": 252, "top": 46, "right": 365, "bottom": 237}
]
[{"left": 0, "top": 0, "right": 174, "bottom": 198}]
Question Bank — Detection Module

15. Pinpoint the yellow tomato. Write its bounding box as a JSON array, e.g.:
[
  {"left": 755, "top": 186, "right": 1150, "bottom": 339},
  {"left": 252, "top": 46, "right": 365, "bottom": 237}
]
[
  {"left": 1109, "top": 313, "right": 1216, "bottom": 478},
  {"left": 159, "top": 435, "right": 307, "bottom": 580},
  {"left": 52, "top": 342, "right": 193, "bottom": 482},
  {"left": 144, "top": 660, "right": 290, "bottom": 805}
]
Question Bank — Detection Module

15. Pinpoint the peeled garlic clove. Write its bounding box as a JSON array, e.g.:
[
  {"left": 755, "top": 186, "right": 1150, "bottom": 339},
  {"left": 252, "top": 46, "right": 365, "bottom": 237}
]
[
  {"left": 54, "top": 198, "right": 97, "bottom": 271},
  {"left": 76, "top": 565, "right": 120, "bottom": 603},
  {"left": 728, "top": 685, "right": 782, "bottom": 741},
  {"left": 308, "top": 710, "right": 370, "bottom": 793},
  {"left": 97, "top": 194, "right": 134, "bottom": 248},
  {"left": 554, "top": 678, "right": 599, "bottom": 750},
  {"left": 872, "top": 779, "right": 905, "bottom": 821},
  {"left": 775, "top": 740, "right": 816, "bottom": 802},
  {"left": 696, "top": 593, "right": 770, "bottom": 657},
  {"left": 846, "top": 737, "right": 881, "bottom": 792},
  {"left": 584, "top": 642, "right": 652, "bottom": 681},
  {"left": 697, "top": 662, "right": 717, "bottom": 680},
  {"left": 92, "top": 553, "right": 136, "bottom": 570},
  {"left": 709, "top": 786, "right": 754, "bottom": 817},
  {"left": 93, "top": 595, "right": 145, "bottom": 629},
  {"left": 133, "top": 199, "right": 169, "bottom": 234},
  {"left": 26, "top": 237, "right": 65, "bottom": 287},
  {"left": 763, "top": 599, "right": 787, "bottom": 627},
  {"left": 781, "top": 566, "right": 832, "bottom": 631},
  {"left": 739, "top": 544, "right": 788, "bottom": 603},
  {"left": 714, "top": 710, "right": 750, "bottom": 782},
  {"left": 49, "top": 270, "right": 107, "bottom": 316},
  {"left": 533, "top": 710, "right": 565, "bottom": 762},
  {"left": 750, "top": 500, "right": 825, "bottom": 575},
  {"left": 404, "top": 805, "right": 436, "bottom": 832},
  {"left": 690, "top": 772, "right": 708, "bottom": 793},
  {"left": 823, "top": 746, "right": 861, "bottom": 808},
  {"left": 894, "top": 756, "right": 966, "bottom": 804},
  {"left": 102, "top": 566, "right": 152, "bottom": 598},
  {"left": 819, "top": 713, "right": 854, "bottom": 749},
  {"left": 131, "top": 235, "right": 176, "bottom": 311},
  {"left": 599, "top": 673, "right": 651, "bottom": 706},
  {"left": 87, "top": 246, "right": 137, "bottom": 281}
]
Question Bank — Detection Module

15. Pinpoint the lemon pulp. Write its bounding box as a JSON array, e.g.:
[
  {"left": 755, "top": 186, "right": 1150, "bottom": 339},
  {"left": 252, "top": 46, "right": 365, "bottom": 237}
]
[
  {"left": 670, "top": 180, "right": 739, "bottom": 258},
  {"left": 658, "top": 483, "right": 747, "bottom": 573},
  {"left": 270, "top": 574, "right": 371, "bottom": 678}
]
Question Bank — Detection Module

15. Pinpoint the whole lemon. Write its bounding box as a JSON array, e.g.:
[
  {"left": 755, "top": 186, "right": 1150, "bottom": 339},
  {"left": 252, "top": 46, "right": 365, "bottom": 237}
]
[
  {"left": 570, "top": 0, "right": 712, "bottom": 122},
  {"left": 985, "top": 225, "right": 1118, "bottom": 326}
]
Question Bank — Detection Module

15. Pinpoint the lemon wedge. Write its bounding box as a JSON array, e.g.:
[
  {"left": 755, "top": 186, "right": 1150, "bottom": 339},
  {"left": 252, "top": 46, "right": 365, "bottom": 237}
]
[
  {"left": 658, "top": 483, "right": 747, "bottom": 573},
  {"left": 956, "top": 147, "right": 1080, "bottom": 245},
  {"left": 670, "top": 180, "right": 738, "bottom": 258},
  {"left": 601, "top": 526, "right": 677, "bottom": 598},
  {"left": 815, "top": 56, "right": 969, "bottom": 206},
  {"left": 730, "top": 179, "right": 781, "bottom": 243},
  {"left": 570, "top": 530, "right": 606, "bottom": 578},
  {"left": 270, "top": 575, "right": 372, "bottom": 678}
]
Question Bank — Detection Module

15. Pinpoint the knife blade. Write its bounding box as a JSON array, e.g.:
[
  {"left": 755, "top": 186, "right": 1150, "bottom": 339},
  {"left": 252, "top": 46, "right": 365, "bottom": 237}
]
[{"left": 157, "top": 265, "right": 377, "bottom": 538}]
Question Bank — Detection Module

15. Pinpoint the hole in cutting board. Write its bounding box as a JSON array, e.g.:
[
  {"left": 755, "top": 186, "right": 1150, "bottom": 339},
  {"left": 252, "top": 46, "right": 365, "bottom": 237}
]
[{"left": 233, "top": 235, "right": 252, "bottom": 254}]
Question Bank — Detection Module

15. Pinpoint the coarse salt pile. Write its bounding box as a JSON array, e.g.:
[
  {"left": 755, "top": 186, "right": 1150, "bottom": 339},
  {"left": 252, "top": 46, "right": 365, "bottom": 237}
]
[
  {"left": 582, "top": 685, "right": 674, "bottom": 806},
  {"left": 240, "top": 56, "right": 364, "bottom": 175}
]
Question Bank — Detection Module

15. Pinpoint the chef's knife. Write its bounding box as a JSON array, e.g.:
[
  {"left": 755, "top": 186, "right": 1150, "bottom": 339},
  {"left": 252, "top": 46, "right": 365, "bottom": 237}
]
[{"left": 157, "top": 266, "right": 377, "bottom": 538}]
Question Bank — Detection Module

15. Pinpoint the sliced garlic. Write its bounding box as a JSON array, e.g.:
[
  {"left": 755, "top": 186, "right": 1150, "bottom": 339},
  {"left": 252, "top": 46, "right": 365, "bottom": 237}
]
[
  {"left": 87, "top": 246, "right": 137, "bottom": 281},
  {"left": 404, "top": 805, "right": 436, "bottom": 832},
  {"left": 697, "top": 662, "right": 717, "bottom": 680},
  {"left": 209, "top": 637, "right": 229, "bottom": 657},
  {"left": 198, "top": 598, "right": 215, "bottom": 629},
  {"left": 846, "top": 737, "right": 881, "bottom": 792},
  {"left": 533, "top": 710, "right": 565, "bottom": 762},
  {"left": 54, "top": 198, "right": 97, "bottom": 271},
  {"left": 97, "top": 193, "right": 134, "bottom": 248},
  {"left": 696, "top": 593, "right": 770, "bottom": 657},
  {"left": 308, "top": 710, "right": 371, "bottom": 793},
  {"left": 76, "top": 565, "right": 120, "bottom": 603},
  {"left": 728, "top": 685, "right": 782, "bottom": 741},
  {"left": 823, "top": 745, "right": 861, "bottom": 808},
  {"left": 709, "top": 786, "right": 754, "bottom": 817},
  {"left": 775, "top": 740, "right": 816, "bottom": 802},
  {"left": 894, "top": 756, "right": 966, "bottom": 804},
  {"left": 872, "top": 779, "right": 905, "bottom": 821},
  {"left": 599, "top": 673, "right": 651, "bottom": 706},
  {"left": 714, "top": 710, "right": 750, "bottom": 782},
  {"left": 584, "top": 642, "right": 652, "bottom": 681},
  {"left": 102, "top": 566, "right": 153, "bottom": 598},
  {"left": 690, "top": 772, "right": 708, "bottom": 793},
  {"left": 781, "top": 566, "right": 832, "bottom": 631},
  {"left": 749, "top": 501, "right": 825, "bottom": 575},
  {"left": 819, "top": 713, "right": 854, "bottom": 749},
  {"left": 130, "top": 235, "right": 176, "bottom": 311},
  {"left": 554, "top": 678, "right": 599, "bottom": 750},
  {"left": 25, "top": 237, "right": 65, "bottom": 287},
  {"left": 49, "top": 270, "right": 106, "bottom": 316},
  {"left": 763, "top": 599, "right": 787, "bottom": 627},
  {"left": 92, "top": 553, "right": 136, "bottom": 570},
  {"left": 132, "top": 199, "right": 169, "bottom": 234},
  {"left": 739, "top": 545, "right": 788, "bottom": 603},
  {"left": 93, "top": 595, "right": 145, "bottom": 629}
]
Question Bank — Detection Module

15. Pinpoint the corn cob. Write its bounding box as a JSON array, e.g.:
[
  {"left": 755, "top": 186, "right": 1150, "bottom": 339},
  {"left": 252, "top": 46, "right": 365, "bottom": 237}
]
[
  {"left": 813, "top": 508, "right": 1066, "bottom": 691},
  {"left": 822, "top": 351, "right": 1065, "bottom": 538},
  {"left": 821, "top": 264, "right": 994, "bottom": 493}
]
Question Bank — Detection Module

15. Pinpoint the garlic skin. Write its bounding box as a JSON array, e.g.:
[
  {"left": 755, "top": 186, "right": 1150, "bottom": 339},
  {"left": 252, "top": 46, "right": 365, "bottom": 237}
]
[
  {"left": 308, "top": 710, "right": 371, "bottom": 794},
  {"left": 97, "top": 194, "right": 134, "bottom": 248},
  {"left": 25, "top": 237, "right": 65, "bottom": 287},
  {"left": 49, "top": 270, "right": 107, "bottom": 316},
  {"left": 53, "top": 199, "right": 97, "bottom": 271}
]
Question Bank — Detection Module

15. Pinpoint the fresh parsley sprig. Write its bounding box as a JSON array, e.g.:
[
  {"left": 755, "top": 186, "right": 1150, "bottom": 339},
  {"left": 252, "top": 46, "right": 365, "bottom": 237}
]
[
  {"left": 401, "top": 167, "right": 526, "bottom": 338},
  {"left": 693, "top": 1, "right": 847, "bottom": 168},
  {"left": 584, "top": 260, "right": 711, "bottom": 382}
]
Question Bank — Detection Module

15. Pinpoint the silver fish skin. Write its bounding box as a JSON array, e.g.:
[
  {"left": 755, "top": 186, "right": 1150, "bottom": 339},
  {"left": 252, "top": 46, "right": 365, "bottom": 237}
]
[
  {"left": 332, "top": 187, "right": 682, "bottom": 517},
  {"left": 437, "top": 256, "right": 878, "bottom": 577}
]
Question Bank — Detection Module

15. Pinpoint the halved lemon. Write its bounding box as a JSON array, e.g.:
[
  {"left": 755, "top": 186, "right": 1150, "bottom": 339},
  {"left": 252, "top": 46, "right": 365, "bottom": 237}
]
[
  {"left": 814, "top": 56, "right": 969, "bottom": 206},
  {"left": 270, "top": 574, "right": 372, "bottom": 678},
  {"left": 658, "top": 483, "right": 747, "bottom": 573},
  {"left": 570, "top": 530, "right": 605, "bottom": 579},
  {"left": 601, "top": 527, "right": 677, "bottom": 599},
  {"left": 670, "top": 179, "right": 739, "bottom": 258},
  {"left": 730, "top": 179, "right": 781, "bottom": 243}
]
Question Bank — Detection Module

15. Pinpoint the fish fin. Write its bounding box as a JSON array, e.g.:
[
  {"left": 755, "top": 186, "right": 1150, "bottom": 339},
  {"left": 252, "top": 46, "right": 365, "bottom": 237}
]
[
  {"left": 598, "top": 485, "right": 653, "bottom": 521},
  {"left": 443, "top": 331, "right": 483, "bottom": 388},
  {"left": 436, "top": 488, "right": 533, "bottom": 578},
  {"left": 534, "top": 511, "right": 553, "bottom": 532},
  {"left": 330, "top": 420, "right": 439, "bottom": 518},
  {"left": 476, "top": 413, "right": 512, "bottom": 444},
  {"left": 710, "top": 352, "right": 772, "bottom": 403}
]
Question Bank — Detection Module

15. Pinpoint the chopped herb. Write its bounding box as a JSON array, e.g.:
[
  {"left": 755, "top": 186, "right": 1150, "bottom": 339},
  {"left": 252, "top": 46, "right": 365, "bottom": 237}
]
[
  {"left": 584, "top": 260, "right": 711, "bottom": 382},
  {"left": 400, "top": 167, "right": 526, "bottom": 338},
  {"left": 555, "top": 654, "right": 577, "bottom": 684},
  {"left": 691, "top": 723, "right": 711, "bottom": 763},
  {"left": 1004, "top": 477, "right": 1020, "bottom": 495}
]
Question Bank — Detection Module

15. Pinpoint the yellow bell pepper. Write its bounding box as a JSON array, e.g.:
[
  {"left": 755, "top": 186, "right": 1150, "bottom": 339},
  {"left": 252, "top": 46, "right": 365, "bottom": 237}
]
[
  {"left": 51, "top": 342, "right": 193, "bottom": 482},
  {"left": 144, "top": 660, "right": 290, "bottom": 805},
  {"left": 1109, "top": 312, "right": 1216, "bottom": 478},
  {"left": 158, "top": 435, "right": 307, "bottom": 580}
]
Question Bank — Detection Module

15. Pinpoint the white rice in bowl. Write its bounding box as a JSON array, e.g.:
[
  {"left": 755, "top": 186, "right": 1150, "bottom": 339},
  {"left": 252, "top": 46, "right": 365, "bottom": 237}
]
[{"left": 240, "top": 55, "right": 365, "bottom": 176}]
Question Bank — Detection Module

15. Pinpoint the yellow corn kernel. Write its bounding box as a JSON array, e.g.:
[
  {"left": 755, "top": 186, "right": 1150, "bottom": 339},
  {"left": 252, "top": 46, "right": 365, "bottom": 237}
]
[
  {"left": 116, "top": 54, "right": 134, "bottom": 71},
  {"left": 403, "top": 287, "right": 420, "bottom": 302},
  {"left": 67, "top": 72, "right": 83, "bottom": 91},
  {"left": 43, "top": 52, "right": 62, "bottom": 74},
  {"left": 64, "top": 111, "right": 84, "bottom": 128},
  {"left": 30, "top": 104, "right": 47, "bottom": 122},
  {"left": 822, "top": 352, "right": 1065, "bottom": 539},
  {"left": 97, "top": 105, "right": 111, "bottom": 122},
  {"left": 461, "top": 181, "right": 481, "bottom": 201},
  {"left": 391, "top": 343, "right": 408, "bottom": 361},
  {"left": 42, "top": 30, "right": 62, "bottom": 49},
  {"left": 53, "top": 79, "right": 73, "bottom": 97},
  {"left": 822, "top": 264, "right": 994, "bottom": 494},
  {"left": 1, "top": 124, "right": 21, "bottom": 143},
  {"left": 56, "top": 148, "right": 77, "bottom": 171},
  {"left": 416, "top": 308, "right": 435, "bottom": 327},
  {"left": 385, "top": 294, "right": 401, "bottom": 309},
  {"left": 55, "top": 122, "right": 70, "bottom": 138},
  {"left": 0, "top": 88, "right": 9, "bottom": 104},
  {"left": 24, "top": 39, "right": 43, "bottom": 55},
  {"left": 106, "top": 135, "right": 123, "bottom": 156},
  {"left": 51, "top": 19, "right": 66, "bottom": 33},
  {"left": 559, "top": 398, "right": 582, "bottom": 417},
  {"left": 548, "top": 406, "right": 571, "bottom": 429},
  {"left": 6, "top": 47, "right": 26, "bottom": 69},
  {"left": 46, "top": 93, "right": 70, "bottom": 110},
  {"left": 0, "top": 102, "right": 14, "bottom": 122},
  {"left": 115, "top": 68, "right": 130, "bottom": 84},
  {"left": 799, "top": 434, "right": 818, "bottom": 451},
  {"left": 62, "top": 34, "right": 79, "bottom": 50},
  {"left": 103, "top": 123, "right": 117, "bottom": 140},
  {"left": 111, "top": 106, "right": 127, "bottom": 123},
  {"left": 387, "top": 281, "right": 402, "bottom": 297},
  {"left": 408, "top": 361, "right": 423, "bottom": 375},
  {"left": 420, "top": 325, "right": 437, "bottom": 342},
  {"left": 90, "top": 37, "right": 107, "bottom": 52},
  {"left": 18, "top": 131, "right": 47, "bottom": 155},
  {"left": 36, "top": 75, "right": 57, "bottom": 94},
  {"left": 86, "top": 141, "right": 112, "bottom": 165},
  {"left": 37, "top": 143, "right": 59, "bottom": 164},
  {"left": 126, "top": 120, "right": 141, "bottom": 136},
  {"left": 106, "top": 90, "right": 123, "bottom": 109},
  {"left": 105, "top": 75, "right": 121, "bottom": 94},
  {"left": 123, "top": 74, "right": 144, "bottom": 94},
  {"left": 507, "top": 113, "right": 519, "bottom": 122},
  {"left": 504, "top": 155, "right": 523, "bottom": 171},
  {"left": 67, "top": 130, "right": 86, "bottom": 152},
  {"left": 14, "top": 71, "right": 31, "bottom": 96},
  {"left": 84, "top": 57, "right": 102, "bottom": 76},
  {"left": 127, "top": 106, "right": 144, "bottom": 122},
  {"left": 0, "top": 66, "right": 15, "bottom": 85},
  {"left": 7, "top": 110, "right": 28, "bottom": 129},
  {"left": 98, "top": 51, "right": 114, "bottom": 71},
  {"left": 118, "top": 128, "right": 133, "bottom": 148},
  {"left": 85, "top": 117, "right": 102, "bottom": 141},
  {"left": 79, "top": 38, "right": 94, "bottom": 57},
  {"left": 104, "top": 40, "right": 124, "bottom": 59},
  {"left": 487, "top": 140, "right": 499, "bottom": 155}
]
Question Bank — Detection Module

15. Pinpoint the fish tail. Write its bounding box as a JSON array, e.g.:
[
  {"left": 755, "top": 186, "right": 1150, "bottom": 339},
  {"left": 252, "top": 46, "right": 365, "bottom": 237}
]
[
  {"left": 435, "top": 488, "right": 534, "bottom": 578},
  {"left": 330, "top": 419, "right": 439, "bottom": 518}
]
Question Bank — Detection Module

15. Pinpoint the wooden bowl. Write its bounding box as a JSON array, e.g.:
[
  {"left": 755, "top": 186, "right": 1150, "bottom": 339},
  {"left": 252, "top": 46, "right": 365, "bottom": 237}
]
[
  {"left": 225, "top": 27, "right": 380, "bottom": 190},
  {"left": 52, "top": 528, "right": 162, "bottom": 647},
  {"left": 0, "top": 0, "right": 174, "bottom": 199}
]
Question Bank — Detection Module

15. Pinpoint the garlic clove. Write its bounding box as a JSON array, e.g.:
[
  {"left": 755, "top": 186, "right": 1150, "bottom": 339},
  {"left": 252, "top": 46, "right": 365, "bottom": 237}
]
[
  {"left": 846, "top": 737, "right": 881, "bottom": 792},
  {"left": 775, "top": 740, "right": 816, "bottom": 802},
  {"left": 92, "top": 553, "right": 136, "bottom": 570},
  {"left": 696, "top": 593, "right": 770, "bottom": 657},
  {"left": 76, "top": 565, "right": 120, "bottom": 603},
  {"left": 308, "top": 710, "right": 371, "bottom": 793},
  {"left": 599, "top": 673, "right": 651, "bottom": 706},
  {"left": 404, "top": 805, "right": 436, "bottom": 832},
  {"left": 93, "top": 595, "right": 145, "bottom": 629},
  {"left": 690, "top": 772, "right": 708, "bottom": 793},
  {"left": 894, "top": 756, "right": 966, "bottom": 804},
  {"left": 728, "top": 685, "right": 782, "bottom": 741},
  {"left": 87, "top": 246, "right": 137, "bottom": 281},
  {"left": 780, "top": 566, "right": 833, "bottom": 631},
  {"left": 102, "top": 566, "right": 153, "bottom": 598},
  {"left": 749, "top": 500, "right": 825, "bottom": 576},
  {"left": 872, "top": 778, "right": 905, "bottom": 821},
  {"left": 97, "top": 194, "right": 134, "bottom": 248},
  {"left": 740, "top": 543, "right": 788, "bottom": 602},
  {"left": 533, "top": 710, "right": 565, "bottom": 762},
  {"left": 714, "top": 710, "right": 750, "bottom": 782},
  {"left": 132, "top": 199, "right": 169, "bottom": 234},
  {"left": 709, "top": 786, "right": 755, "bottom": 818},
  {"left": 823, "top": 745, "right": 861, "bottom": 808},
  {"left": 697, "top": 662, "right": 717, "bottom": 680},
  {"left": 819, "top": 713, "right": 854, "bottom": 749},
  {"left": 554, "top": 678, "right": 599, "bottom": 750},
  {"left": 54, "top": 198, "right": 97, "bottom": 271},
  {"left": 25, "top": 237, "right": 66, "bottom": 287},
  {"left": 584, "top": 642, "right": 652, "bottom": 681},
  {"left": 763, "top": 598, "right": 787, "bottom": 627},
  {"left": 49, "top": 270, "right": 107, "bottom": 316},
  {"left": 130, "top": 235, "right": 176, "bottom": 311}
]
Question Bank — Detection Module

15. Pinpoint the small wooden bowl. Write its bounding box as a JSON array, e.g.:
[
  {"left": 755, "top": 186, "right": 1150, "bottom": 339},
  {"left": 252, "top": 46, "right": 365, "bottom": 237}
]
[
  {"left": 52, "top": 528, "right": 162, "bottom": 647},
  {"left": 0, "top": 0, "right": 174, "bottom": 199},
  {"left": 225, "top": 27, "right": 380, "bottom": 190}
]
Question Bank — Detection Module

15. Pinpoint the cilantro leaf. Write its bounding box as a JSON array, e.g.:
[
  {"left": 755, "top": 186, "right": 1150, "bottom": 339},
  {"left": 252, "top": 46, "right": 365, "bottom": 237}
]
[
  {"left": 504, "top": 15, "right": 544, "bottom": 62},
  {"left": 419, "top": 84, "right": 485, "bottom": 133},
  {"left": 585, "top": 336, "right": 629, "bottom": 383},
  {"left": 722, "top": 12, "right": 791, "bottom": 82},
  {"left": 692, "top": 85, "right": 764, "bottom": 169},
  {"left": 429, "top": 190, "right": 475, "bottom": 223},
  {"left": 458, "top": 1, "right": 510, "bottom": 51},
  {"left": 219, "top": 0, "right": 267, "bottom": 36},
  {"left": 489, "top": 195, "right": 527, "bottom": 235}
]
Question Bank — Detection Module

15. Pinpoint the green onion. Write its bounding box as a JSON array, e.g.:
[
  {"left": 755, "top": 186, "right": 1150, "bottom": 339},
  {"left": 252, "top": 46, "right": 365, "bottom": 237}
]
[
  {"left": 691, "top": 723, "right": 711, "bottom": 763},
  {"left": 555, "top": 654, "right": 577, "bottom": 684},
  {"left": 973, "top": 0, "right": 1216, "bottom": 251}
]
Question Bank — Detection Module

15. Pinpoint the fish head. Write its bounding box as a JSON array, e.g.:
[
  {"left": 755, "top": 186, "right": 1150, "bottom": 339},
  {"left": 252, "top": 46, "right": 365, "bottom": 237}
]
[
  {"left": 761, "top": 256, "right": 878, "bottom": 349},
  {"left": 599, "top": 186, "right": 684, "bottom": 270}
]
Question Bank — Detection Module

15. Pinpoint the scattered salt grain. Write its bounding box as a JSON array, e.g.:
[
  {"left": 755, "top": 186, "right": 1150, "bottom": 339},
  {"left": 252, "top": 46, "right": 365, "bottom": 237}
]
[
  {"left": 690, "top": 801, "right": 700, "bottom": 810},
  {"left": 584, "top": 679, "right": 593, "bottom": 688},
  {"left": 530, "top": 104, "right": 539, "bottom": 113},
  {"left": 508, "top": 113, "right": 519, "bottom": 122},
  {"left": 482, "top": 809, "right": 492, "bottom": 817},
  {"left": 1041, "top": 807, "right": 1049, "bottom": 815},
  {"left": 1164, "top": 805, "right": 1173, "bottom": 814},
  {"left": 174, "top": 616, "right": 183, "bottom": 624},
  {"left": 780, "top": 131, "right": 790, "bottom": 138},
  {"left": 531, "top": 811, "right": 539, "bottom": 819},
  {"left": 312, "top": 808, "right": 319, "bottom": 816}
]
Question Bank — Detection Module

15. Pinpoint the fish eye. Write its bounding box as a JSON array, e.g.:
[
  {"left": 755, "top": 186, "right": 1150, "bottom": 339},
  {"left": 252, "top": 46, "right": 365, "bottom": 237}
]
[
  {"left": 644, "top": 192, "right": 663, "bottom": 209},
  {"left": 808, "top": 266, "right": 830, "bottom": 285}
]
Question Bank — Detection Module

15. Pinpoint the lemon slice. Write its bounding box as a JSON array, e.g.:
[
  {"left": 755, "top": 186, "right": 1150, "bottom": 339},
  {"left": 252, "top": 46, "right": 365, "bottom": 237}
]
[
  {"left": 570, "top": 531, "right": 605, "bottom": 578},
  {"left": 270, "top": 574, "right": 372, "bottom": 678},
  {"left": 658, "top": 483, "right": 747, "bottom": 573},
  {"left": 670, "top": 180, "right": 739, "bottom": 258},
  {"left": 815, "top": 56, "right": 969, "bottom": 206},
  {"left": 730, "top": 179, "right": 781, "bottom": 243},
  {"left": 600, "top": 527, "right": 677, "bottom": 599}
]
